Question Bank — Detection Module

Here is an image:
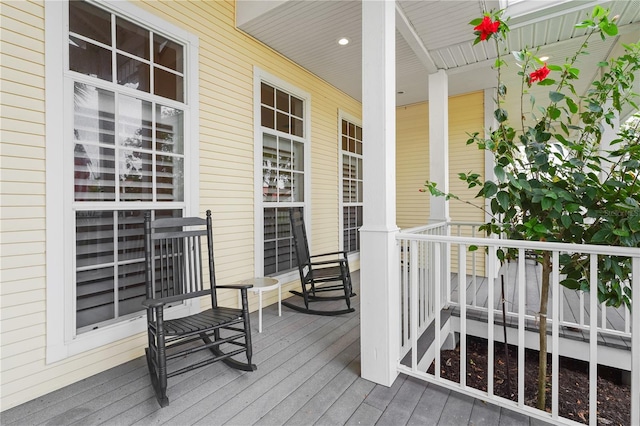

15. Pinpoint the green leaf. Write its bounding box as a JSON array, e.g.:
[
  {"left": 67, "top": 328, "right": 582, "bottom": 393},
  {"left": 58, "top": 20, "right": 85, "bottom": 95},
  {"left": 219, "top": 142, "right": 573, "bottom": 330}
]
[
  {"left": 537, "top": 79, "right": 556, "bottom": 86},
  {"left": 549, "top": 106, "right": 561, "bottom": 120},
  {"left": 541, "top": 197, "right": 554, "bottom": 211},
  {"left": 600, "top": 21, "right": 618, "bottom": 36},
  {"left": 494, "top": 108, "right": 508, "bottom": 123},
  {"left": 468, "top": 245, "right": 479, "bottom": 252},
  {"left": 512, "top": 51, "right": 525, "bottom": 62},
  {"left": 549, "top": 91, "right": 565, "bottom": 102},
  {"left": 566, "top": 97, "right": 578, "bottom": 114},
  {"left": 613, "top": 229, "right": 630, "bottom": 237},
  {"left": 533, "top": 224, "right": 547, "bottom": 233},
  {"left": 494, "top": 165, "right": 505, "bottom": 181},
  {"left": 469, "top": 18, "right": 483, "bottom": 26},
  {"left": 561, "top": 278, "right": 581, "bottom": 290},
  {"left": 483, "top": 181, "right": 498, "bottom": 198},
  {"left": 496, "top": 191, "right": 510, "bottom": 211},
  {"left": 561, "top": 215, "right": 572, "bottom": 228},
  {"left": 547, "top": 64, "right": 562, "bottom": 71}
]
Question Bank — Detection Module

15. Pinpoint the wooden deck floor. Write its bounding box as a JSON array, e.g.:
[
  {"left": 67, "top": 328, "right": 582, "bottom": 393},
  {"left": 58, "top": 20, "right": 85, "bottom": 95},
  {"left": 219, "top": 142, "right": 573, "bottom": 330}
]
[{"left": 3, "top": 271, "right": 549, "bottom": 426}]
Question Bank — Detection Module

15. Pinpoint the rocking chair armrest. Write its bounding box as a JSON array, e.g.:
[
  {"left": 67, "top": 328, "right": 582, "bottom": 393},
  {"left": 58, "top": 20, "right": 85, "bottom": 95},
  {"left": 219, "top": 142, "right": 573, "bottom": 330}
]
[
  {"left": 310, "top": 251, "right": 349, "bottom": 259},
  {"left": 142, "top": 289, "right": 211, "bottom": 308},
  {"left": 310, "top": 258, "right": 348, "bottom": 267},
  {"left": 217, "top": 284, "right": 253, "bottom": 290}
]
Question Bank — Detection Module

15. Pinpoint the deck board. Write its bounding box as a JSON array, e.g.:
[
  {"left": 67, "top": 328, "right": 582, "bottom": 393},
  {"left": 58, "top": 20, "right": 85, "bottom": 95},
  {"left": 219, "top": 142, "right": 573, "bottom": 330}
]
[{"left": 3, "top": 271, "right": 547, "bottom": 426}]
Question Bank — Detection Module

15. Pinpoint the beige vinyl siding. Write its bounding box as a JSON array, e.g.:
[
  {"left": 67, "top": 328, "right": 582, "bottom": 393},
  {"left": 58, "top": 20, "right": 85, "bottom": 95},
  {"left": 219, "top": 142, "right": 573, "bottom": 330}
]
[
  {"left": 396, "top": 92, "right": 485, "bottom": 229},
  {"left": 1, "top": 0, "right": 48, "bottom": 411},
  {"left": 396, "top": 93, "right": 486, "bottom": 274},
  {"left": 0, "top": 0, "right": 360, "bottom": 410},
  {"left": 396, "top": 102, "right": 430, "bottom": 229}
]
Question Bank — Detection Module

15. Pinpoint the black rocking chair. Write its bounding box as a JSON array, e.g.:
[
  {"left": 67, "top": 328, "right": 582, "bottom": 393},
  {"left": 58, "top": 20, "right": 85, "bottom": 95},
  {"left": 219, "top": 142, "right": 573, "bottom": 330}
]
[
  {"left": 143, "top": 210, "right": 256, "bottom": 407},
  {"left": 282, "top": 207, "right": 355, "bottom": 316}
]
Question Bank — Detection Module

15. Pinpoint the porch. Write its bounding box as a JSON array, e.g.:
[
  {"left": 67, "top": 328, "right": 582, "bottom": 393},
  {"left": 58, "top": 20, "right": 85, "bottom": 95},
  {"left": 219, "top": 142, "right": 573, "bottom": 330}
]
[{"left": 2, "top": 271, "right": 548, "bottom": 426}]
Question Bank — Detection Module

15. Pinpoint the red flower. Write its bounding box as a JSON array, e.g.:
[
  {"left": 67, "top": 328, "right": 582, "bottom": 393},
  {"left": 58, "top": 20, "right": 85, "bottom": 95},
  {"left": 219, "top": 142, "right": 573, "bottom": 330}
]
[
  {"left": 474, "top": 16, "right": 500, "bottom": 41},
  {"left": 529, "top": 64, "right": 551, "bottom": 85}
]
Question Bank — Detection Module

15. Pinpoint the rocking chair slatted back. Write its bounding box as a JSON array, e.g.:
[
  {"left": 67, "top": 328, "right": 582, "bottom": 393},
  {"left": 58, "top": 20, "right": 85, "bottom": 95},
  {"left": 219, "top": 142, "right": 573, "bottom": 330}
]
[
  {"left": 282, "top": 207, "right": 355, "bottom": 316},
  {"left": 142, "top": 210, "right": 256, "bottom": 407}
]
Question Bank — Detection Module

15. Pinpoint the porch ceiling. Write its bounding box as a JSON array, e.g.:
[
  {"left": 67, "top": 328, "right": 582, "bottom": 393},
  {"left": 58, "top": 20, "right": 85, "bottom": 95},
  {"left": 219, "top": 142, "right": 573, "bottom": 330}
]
[{"left": 237, "top": 0, "right": 640, "bottom": 116}]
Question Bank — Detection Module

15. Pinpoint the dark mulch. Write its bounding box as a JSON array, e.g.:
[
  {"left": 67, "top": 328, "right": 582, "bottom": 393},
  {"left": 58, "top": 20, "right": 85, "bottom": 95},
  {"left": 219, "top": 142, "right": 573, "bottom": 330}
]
[{"left": 427, "top": 336, "right": 631, "bottom": 425}]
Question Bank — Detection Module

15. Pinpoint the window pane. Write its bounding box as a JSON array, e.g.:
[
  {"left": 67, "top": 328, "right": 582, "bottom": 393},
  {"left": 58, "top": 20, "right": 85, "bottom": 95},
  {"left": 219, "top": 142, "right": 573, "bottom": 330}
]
[
  {"left": 292, "top": 141, "right": 304, "bottom": 171},
  {"left": 275, "top": 89, "right": 289, "bottom": 113},
  {"left": 292, "top": 173, "right": 304, "bottom": 202},
  {"left": 69, "top": 1, "right": 111, "bottom": 45},
  {"left": 117, "top": 54, "right": 150, "bottom": 92},
  {"left": 261, "top": 106, "right": 275, "bottom": 129},
  {"left": 278, "top": 171, "right": 292, "bottom": 202},
  {"left": 116, "top": 17, "right": 149, "bottom": 60},
  {"left": 120, "top": 150, "right": 152, "bottom": 201},
  {"left": 154, "top": 67, "right": 183, "bottom": 102},
  {"left": 156, "top": 105, "right": 184, "bottom": 154},
  {"left": 76, "top": 266, "right": 115, "bottom": 329},
  {"left": 291, "top": 117, "right": 303, "bottom": 137},
  {"left": 264, "top": 207, "right": 297, "bottom": 275},
  {"left": 276, "top": 112, "right": 289, "bottom": 133},
  {"left": 119, "top": 95, "right": 152, "bottom": 150},
  {"left": 154, "top": 34, "right": 183, "bottom": 72},
  {"left": 278, "top": 138, "right": 292, "bottom": 170},
  {"left": 76, "top": 210, "right": 115, "bottom": 268},
  {"left": 69, "top": 37, "right": 112, "bottom": 82},
  {"left": 157, "top": 155, "right": 184, "bottom": 202},
  {"left": 74, "top": 144, "right": 116, "bottom": 201},
  {"left": 261, "top": 83, "right": 274, "bottom": 107},
  {"left": 264, "top": 209, "right": 276, "bottom": 240},
  {"left": 117, "top": 210, "right": 146, "bottom": 316},
  {"left": 74, "top": 84, "right": 116, "bottom": 146},
  {"left": 291, "top": 96, "right": 303, "bottom": 118}
]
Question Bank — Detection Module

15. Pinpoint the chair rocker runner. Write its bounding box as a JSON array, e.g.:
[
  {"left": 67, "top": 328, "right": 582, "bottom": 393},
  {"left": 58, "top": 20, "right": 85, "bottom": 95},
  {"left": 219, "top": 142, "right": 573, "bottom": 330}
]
[
  {"left": 143, "top": 210, "right": 256, "bottom": 407},
  {"left": 282, "top": 207, "right": 355, "bottom": 316}
]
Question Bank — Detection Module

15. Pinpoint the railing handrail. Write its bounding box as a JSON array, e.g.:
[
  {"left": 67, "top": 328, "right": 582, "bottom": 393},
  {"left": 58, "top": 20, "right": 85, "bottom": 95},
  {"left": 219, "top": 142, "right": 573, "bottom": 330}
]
[{"left": 396, "top": 232, "right": 640, "bottom": 258}]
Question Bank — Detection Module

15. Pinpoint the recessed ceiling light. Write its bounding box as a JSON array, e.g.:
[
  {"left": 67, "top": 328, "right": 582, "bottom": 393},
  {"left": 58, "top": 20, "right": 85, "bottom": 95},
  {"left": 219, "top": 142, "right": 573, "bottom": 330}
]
[
  {"left": 539, "top": 56, "right": 550, "bottom": 61},
  {"left": 337, "top": 37, "right": 350, "bottom": 46}
]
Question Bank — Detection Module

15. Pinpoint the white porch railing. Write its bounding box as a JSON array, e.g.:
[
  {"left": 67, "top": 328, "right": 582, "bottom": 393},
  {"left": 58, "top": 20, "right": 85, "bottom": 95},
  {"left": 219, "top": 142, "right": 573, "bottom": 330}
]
[{"left": 396, "top": 224, "right": 639, "bottom": 426}]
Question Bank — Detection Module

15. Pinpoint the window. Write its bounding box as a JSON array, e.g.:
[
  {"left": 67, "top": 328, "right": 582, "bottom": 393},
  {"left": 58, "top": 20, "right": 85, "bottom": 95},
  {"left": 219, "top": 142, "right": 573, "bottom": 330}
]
[
  {"left": 255, "top": 70, "right": 310, "bottom": 277},
  {"left": 46, "top": 0, "right": 199, "bottom": 360},
  {"left": 340, "top": 116, "right": 363, "bottom": 253}
]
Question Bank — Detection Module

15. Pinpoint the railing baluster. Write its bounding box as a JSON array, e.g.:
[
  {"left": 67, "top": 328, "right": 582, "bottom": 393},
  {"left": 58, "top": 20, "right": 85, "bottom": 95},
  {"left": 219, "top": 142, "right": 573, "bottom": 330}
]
[
  {"left": 434, "top": 242, "right": 441, "bottom": 380},
  {"left": 487, "top": 245, "right": 496, "bottom": 398},
  {"left": 518, "top": 249, "right": 525, "bottom": 409},
  {"left": 551, "top": 250, "right": 560, "bottom": 421},
  {"left": 410, "top": 240, "right": 419, "bottom": 372},
  {"left": 631, "top": 256, "right": 639, "bottom": 426},
  {"left": 589, "top": 253, "right": 598, "bottom": 426},
  {"left": 472, "top": 225, "right": 477, "bottom": 307},
  {"left": 459, "top": 243, "right": 467, "bottom": 390}
]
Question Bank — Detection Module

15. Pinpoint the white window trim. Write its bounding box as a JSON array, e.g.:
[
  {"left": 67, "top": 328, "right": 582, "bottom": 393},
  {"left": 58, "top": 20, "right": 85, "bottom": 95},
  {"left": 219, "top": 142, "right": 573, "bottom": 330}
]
[
  {"left": 253, "top": 67, "right": 311, "bottom": 281},
  {"left": 45, "top": 0, "right": 199, "bottom": 363},
  {"left": 338, "top": 110, "right": 362, "bottom": 263}
]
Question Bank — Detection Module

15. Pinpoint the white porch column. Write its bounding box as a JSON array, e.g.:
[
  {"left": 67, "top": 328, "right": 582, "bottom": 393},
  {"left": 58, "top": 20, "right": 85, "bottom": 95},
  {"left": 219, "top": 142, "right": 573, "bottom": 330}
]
[
  {"left": 360, "top": 0, "right": 400, "bottom": 387},
  {"left": 428, "top": 70, "right": 450, "bottom": 223}
]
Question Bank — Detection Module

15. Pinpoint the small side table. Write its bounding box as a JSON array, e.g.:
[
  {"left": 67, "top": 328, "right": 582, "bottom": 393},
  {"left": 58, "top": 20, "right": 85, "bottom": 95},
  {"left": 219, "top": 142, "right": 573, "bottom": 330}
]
[{"left": 239, "top": 277, "right": 281, "bottom": 333}]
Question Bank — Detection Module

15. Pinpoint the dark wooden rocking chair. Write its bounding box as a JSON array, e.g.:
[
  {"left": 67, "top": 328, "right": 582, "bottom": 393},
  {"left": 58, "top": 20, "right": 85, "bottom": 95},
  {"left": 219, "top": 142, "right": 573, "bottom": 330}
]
[
  {"left": 281, "top": 207, "right": 355, "bottom": 316},
  {"left": 143, "top": 210, "right": 256, "bottom": 407}
]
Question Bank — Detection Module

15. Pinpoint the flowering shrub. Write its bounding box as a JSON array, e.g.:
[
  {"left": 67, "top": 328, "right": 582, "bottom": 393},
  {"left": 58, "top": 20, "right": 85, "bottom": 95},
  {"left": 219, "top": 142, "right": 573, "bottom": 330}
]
[{"left": 425, "top": 6, "right": 640, "bottom": 411}]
